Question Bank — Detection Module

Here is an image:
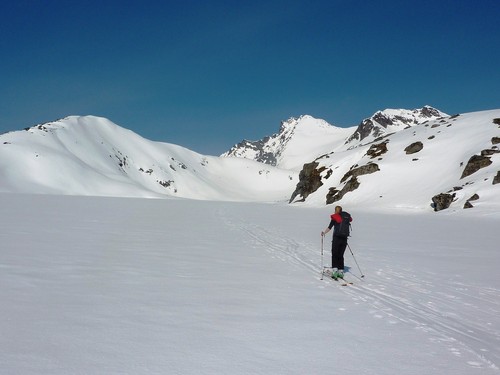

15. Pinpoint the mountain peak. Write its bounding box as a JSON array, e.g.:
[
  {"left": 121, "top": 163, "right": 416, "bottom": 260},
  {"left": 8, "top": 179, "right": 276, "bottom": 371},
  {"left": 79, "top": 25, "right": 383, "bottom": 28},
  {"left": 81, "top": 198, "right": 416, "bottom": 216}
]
[
  {"left": 222, "top": 115, "right": 351, "bottom": 170},
  {"left": 346, "top": 106, "right": 448, "bottom": 144}
]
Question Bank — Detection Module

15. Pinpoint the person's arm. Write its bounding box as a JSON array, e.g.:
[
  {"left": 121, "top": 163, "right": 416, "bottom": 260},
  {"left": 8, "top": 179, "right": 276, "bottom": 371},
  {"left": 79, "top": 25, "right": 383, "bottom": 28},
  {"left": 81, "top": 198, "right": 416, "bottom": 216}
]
[{"left": 321, "top": 220, "right": 335, "bottom": 236}]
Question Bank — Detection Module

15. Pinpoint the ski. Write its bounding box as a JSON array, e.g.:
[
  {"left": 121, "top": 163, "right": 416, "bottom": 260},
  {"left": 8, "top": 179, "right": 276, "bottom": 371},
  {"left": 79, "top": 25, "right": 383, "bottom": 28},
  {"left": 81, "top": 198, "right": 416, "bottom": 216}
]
[
  {"left": 321, "top": 269, "right": 350, "bottom": 286},
  {"left": 334, "top": 278, "right": 349, "bottom": 287},
  {"left": 338, "top": 276, "right": 353, "bottom": 285},
  {"left": 334, "top": 273, "right": 353, "bottom": 286},
  {"left": 337, "top": 271, "right": 355, "bottom": 285}
]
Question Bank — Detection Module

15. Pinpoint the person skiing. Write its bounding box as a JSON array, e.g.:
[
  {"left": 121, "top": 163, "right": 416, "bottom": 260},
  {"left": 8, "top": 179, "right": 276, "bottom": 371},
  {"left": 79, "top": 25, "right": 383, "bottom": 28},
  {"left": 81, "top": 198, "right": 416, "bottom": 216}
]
[{"left": 321, "top": 205, "right": 352, "bottom": 279}]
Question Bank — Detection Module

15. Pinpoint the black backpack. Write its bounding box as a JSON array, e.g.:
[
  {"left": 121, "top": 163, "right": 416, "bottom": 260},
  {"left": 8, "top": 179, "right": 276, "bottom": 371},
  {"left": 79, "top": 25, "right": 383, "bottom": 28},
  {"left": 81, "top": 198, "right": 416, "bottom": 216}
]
[{"left": 335, "top": 211, "right": 352, "bottom": 238}]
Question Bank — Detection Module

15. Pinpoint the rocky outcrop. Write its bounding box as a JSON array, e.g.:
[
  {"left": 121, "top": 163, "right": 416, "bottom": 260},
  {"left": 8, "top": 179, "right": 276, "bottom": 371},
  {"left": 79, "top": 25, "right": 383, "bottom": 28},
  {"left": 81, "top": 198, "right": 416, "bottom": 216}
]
[
  {"left": 463, "top": 194, "right": 479, "bottom": 209},
  {"left": 223, "top": 138, "right": 278, "bottom": 166},
  {"left": 365, "top": 141, "right": 388, "bottom": 159},
  {"left": 289, "top": 162, "right": 326, "bottom": 203},
  {"left": 340, "top": 163, "right": 380, "bottom": 184},
  {"left": 405, "top": 141, "right": 424, "bottom": 154},
  {"left": 289, "top": 162, "right": 380, "bottom": 204},
  {"left": 431, "top": 193, "right": 456, "bottom": 211},
  {"left": 324, "top": 163, "right": 380, "bottom": 204},
  {"left": 346, "top": 106, "right": 446, "bottom": 144},
  {"left": 481, "top": 148, "right": 500, "bottom": 156},
  {"left": 463, "top": 201, "right": 474, "bottom": 209},
  {"left": 493, "top": 171, "right": 500, "bottom": 185},
  {"left": 460, "top": 155, "right": 492, "bottom": 179},
  {"left": 326, "top": 187, "right": 339, "bottom": 204},
  {"left": 326, "top": 177, "right": 360, "bottom": 204}
]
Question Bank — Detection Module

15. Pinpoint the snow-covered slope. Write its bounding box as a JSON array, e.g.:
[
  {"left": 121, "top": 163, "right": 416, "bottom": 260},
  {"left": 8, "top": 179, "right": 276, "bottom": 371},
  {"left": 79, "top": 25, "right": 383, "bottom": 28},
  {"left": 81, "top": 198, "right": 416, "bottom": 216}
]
[
  {"left": 221, "top": 107, "right": 499, "bottom": 213},
  {"left": 0, "top": 116, "right": 296, "bottom": 201},
  {"left": 289, "top": 110, "right": 500, "bottom": 213},
  {"left": 222, "top": 115, "right": 353, "bottom": 171}
]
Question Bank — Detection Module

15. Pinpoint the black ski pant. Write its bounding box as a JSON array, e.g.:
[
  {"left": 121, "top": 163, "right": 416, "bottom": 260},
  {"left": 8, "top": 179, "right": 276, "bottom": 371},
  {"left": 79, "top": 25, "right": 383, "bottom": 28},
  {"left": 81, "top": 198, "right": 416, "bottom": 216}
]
[{"left": 331, "top": 236, "right": 348, "bottom": 270}]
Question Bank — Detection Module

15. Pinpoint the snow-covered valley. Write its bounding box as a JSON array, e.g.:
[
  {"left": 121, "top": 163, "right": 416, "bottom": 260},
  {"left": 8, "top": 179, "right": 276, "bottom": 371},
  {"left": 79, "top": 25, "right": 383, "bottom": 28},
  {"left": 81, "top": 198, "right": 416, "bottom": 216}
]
[
  {"left": 1, "top": 194, "right": 498, "bottom": 374},
  {"left": 0, "top": 106, "right": 499, "bottom": 373}
]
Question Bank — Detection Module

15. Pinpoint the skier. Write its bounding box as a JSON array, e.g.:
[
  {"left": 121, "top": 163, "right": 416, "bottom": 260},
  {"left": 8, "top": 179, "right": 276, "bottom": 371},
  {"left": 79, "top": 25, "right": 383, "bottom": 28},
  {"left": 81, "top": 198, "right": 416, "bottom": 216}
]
[{"left": 321, "top": 205, "right": 352, "bottom": 279}]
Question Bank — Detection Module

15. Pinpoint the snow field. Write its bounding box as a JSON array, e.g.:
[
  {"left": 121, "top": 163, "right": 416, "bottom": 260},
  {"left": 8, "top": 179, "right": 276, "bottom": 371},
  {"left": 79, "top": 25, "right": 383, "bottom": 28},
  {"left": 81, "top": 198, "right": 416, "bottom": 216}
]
[{"left": 0, "top": 194, "right": 498, "bottom": 374}]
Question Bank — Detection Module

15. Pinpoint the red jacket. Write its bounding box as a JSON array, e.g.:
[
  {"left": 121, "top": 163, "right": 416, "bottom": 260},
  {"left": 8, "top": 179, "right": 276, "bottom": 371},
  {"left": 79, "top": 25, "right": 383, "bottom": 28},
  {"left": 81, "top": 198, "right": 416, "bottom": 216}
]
[
  {"left": 330, "top": 213, "right": 352, "bottom": 224},
  {"left": 328, "top": 212, "right": 353, "bottom": 232}
]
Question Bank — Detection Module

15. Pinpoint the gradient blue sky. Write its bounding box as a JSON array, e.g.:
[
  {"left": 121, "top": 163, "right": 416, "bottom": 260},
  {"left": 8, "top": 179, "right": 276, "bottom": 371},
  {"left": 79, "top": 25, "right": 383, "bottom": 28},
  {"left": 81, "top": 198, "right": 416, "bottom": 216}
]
[{"left": 1, "top": 0, "right": 499, "bottom": 155}]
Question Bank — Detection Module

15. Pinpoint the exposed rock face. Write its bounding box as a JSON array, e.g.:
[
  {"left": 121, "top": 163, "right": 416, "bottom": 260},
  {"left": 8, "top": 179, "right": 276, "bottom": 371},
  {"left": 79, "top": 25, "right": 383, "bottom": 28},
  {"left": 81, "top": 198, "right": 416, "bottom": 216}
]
[
  {"left": 493, "top": 171, "right": 500, "bottom": 185},
  {"left": 492, "top": 137, "right": 500, "bottom": 145},
  {"left": 463, "top": 201, "right": 474, "bottom": 209},
  {"left": 365, "top": 141, "right": 388, "bottom": 159},
  {"left": 346, "top": 106, "right": 446, "bottom": 144},
  {"left": 405, "top": 141, "right": 424, "bottom": 154},
  {"left": 340, "top": 163, "right": 380, "bottom": 184},
  {"left": 323, "top": 163, "right": 380, "bottom": 204},
  {"left": 289, "top": 162, "right": 326, "bottom": 203},
  {"left": 420, "top": 106, "right": 445, "bottom": 118},
  {"left": 224, "top": 138, "right": 278, "bottom": 166},
  {"left": 481, "top": 148, "right": 500, "bottom": 156},
  {"left": 326, "top": 187, "right": 339, "bottom": 204},
  {"left": 432, "top": 193, "right": 456, "bottom": 211},
  {"left": 460, "top": 155, "right": 492, "bottom": 179},
  {"left": 290, "top": 161, "right": 381, "bottom": 204},
  {"left": 326, "top": 177, "right": 360, "bottom": 204},
  {"left": 463, "top": 193, "right": 480, "bottom": 209}
]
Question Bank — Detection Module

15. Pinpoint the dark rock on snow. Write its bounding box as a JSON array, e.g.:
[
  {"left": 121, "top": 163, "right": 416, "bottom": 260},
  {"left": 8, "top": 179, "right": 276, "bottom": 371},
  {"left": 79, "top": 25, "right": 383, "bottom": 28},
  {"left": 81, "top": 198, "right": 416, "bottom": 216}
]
[
  {"left": 493, "top": 171, "right": 500, "bottom": 185},
  {"left": 365, "top": 141, "right": 388, "bottom": 159},
  {"left": 431, "top": 193, "right": 456, "bottom": 211},
  {"left": 463, "top": 193, "right": 480, "bottom": 209},
  {"left": 460, "top": 155, "right": 492, "bottom": 179},
  {"left": 289, "top": 162, "right": 326, "bottom": 203},
  {"left": 404, "top": 141, "right": 424, "bottom": 155},
  {"left": 326, "top": 177, "right": 361, "bottom": 205},
  {"left": 340, "top": 163, "right": 380, "bottom": 184}
]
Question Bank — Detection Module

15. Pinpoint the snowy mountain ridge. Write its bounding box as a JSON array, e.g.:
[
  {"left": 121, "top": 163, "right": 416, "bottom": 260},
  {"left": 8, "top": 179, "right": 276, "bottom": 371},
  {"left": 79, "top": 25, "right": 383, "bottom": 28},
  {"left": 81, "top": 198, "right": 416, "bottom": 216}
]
[
  {"left": 0, "top": 108, "right": 499, "bottom": 213},
  {"left": 0, "top": 116, "right": 296, "bottom": 202},
  {"left": 345, "top": 105, "right": 447, "bottom": 145},
  {"left": 222, "top": 107, "right": 500, "bottom": 213},
  {"left": 222, "top": 106, "right": 447, "bottom": 169},
  {"left": 222, "top": 115, "right": 352, "bottom": 170}
]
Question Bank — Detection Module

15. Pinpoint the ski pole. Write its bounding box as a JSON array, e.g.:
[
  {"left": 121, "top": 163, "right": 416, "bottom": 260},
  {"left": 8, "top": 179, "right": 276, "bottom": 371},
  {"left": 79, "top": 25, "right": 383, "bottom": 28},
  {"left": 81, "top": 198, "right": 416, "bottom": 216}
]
[
  {"left": 347, "top": 243, "right": 365, "bottom": 278},
  {"left": 320, "top": 235, "right": 324, "bottom": 280}
]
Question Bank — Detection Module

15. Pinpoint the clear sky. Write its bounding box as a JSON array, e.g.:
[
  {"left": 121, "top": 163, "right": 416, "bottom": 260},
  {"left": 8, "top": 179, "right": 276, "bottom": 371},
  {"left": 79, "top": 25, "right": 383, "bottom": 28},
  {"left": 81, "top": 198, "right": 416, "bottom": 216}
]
[{"left": 1, "top": 0, "right": 499, "bottom": 155}]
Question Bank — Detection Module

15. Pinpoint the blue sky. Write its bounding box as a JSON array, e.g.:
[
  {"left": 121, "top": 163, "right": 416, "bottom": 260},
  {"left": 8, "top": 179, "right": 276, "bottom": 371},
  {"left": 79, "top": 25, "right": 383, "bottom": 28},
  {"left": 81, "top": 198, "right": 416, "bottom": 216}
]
[{"left": 1, "top": 0, "right": 499, "bottom": 155}]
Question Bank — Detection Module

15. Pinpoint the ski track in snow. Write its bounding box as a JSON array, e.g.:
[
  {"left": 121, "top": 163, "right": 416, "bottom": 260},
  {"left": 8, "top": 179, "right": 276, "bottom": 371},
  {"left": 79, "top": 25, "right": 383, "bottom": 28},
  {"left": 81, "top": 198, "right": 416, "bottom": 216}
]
[{"left": 218, "top": 208, "right": 500, "bottom": 372}]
